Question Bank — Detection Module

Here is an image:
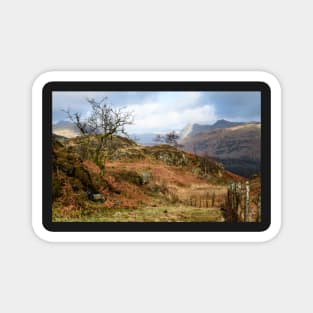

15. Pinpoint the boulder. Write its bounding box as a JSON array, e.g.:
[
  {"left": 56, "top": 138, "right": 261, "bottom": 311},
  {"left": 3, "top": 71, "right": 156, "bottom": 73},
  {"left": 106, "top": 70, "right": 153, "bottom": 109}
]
[
  {"left": 87, "top": 191, "right": 106, "bottom": 202},
  {"left": 140, "top": 171, "right": 151, "bottom": 184}
]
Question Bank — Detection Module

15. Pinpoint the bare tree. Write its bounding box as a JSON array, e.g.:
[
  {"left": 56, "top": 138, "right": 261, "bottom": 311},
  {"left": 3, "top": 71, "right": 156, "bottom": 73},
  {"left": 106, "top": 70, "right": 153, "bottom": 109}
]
[
  {"left": 165, "top": 131, "right": 180, "bottom": 147},
  {"left": 153, "top": 134, "right": 164, "bottom": 143},
  {"left": 63, "top": 97, "right": 133, "bottom": 172},
  {"left": 154, "top": 131, "right": 183, "bottom": 149}
]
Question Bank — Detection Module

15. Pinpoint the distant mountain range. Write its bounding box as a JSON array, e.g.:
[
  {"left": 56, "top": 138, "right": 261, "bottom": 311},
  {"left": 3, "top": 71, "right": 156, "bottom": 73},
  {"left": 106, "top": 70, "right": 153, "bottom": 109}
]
[
  {"left": 179, "top": 120, "right": 261, "bottom": 177},
  {"left": 52, "top": 121, "right": 80, "bottom": 138},
  {"left": 52, "top": 121, "right": 160, "bottom": 145},
  {"left": 129, "top": 133, "right": 159, "bottom": 146},
  {"left": 180, "top": 119, "right": 245, "bottom": 140}
]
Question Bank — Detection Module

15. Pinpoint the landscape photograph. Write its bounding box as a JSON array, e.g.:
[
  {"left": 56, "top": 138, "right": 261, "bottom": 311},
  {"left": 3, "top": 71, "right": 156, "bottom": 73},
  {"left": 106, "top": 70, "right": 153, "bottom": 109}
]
[{"left": 52, "top": 91, "right": 262, "bottom": 222}]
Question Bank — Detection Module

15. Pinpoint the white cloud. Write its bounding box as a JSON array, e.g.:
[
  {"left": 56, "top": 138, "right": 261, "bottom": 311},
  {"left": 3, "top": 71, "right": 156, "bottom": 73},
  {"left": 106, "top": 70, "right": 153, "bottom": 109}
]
[
  {"left": 53, "top": 91, "right": 219, "bottom": 133},
  {"left": 127, "top": 102, "right": 217, "bottom": 134}
]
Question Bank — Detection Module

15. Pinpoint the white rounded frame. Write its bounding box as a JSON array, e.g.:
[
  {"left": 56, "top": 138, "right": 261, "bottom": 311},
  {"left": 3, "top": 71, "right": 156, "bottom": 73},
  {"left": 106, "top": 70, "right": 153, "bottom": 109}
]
[{"left": 32, "top": 71, "right": 281, "bottom": 242}]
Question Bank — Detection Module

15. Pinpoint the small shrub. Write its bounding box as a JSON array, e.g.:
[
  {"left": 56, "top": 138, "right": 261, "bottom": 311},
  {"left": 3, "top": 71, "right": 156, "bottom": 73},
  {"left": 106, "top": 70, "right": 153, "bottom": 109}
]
[{"left": 112, "top": 170, "right": 143, "bottom": 186}]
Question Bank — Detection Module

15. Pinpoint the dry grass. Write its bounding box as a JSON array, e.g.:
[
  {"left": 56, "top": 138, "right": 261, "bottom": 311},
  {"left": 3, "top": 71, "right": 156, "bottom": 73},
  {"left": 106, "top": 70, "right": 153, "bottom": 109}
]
[{"left": 53, "top": 205, "right": 224, "bottom": 222}]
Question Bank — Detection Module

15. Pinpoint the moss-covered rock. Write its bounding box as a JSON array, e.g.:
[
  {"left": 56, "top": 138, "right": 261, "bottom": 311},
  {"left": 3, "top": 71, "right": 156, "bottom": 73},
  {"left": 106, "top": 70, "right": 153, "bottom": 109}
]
[
  {"left": 139, "top": 171, "right": 151, "bottom": 184},
  {"left": 149, "top": 145, "right": 188, "bottom": 167}
]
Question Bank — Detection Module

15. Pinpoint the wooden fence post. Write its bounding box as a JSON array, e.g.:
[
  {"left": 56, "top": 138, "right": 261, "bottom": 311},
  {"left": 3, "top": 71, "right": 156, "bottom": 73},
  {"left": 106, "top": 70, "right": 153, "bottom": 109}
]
[
  {"left": 244, "top": 181, "right": 250, "bottom": 222},
  {"left": 257, "top": 194, "right": 261, "bottom": 222},
  {"left": 235, "top": 182, "right": 242, "bottom": 222}
]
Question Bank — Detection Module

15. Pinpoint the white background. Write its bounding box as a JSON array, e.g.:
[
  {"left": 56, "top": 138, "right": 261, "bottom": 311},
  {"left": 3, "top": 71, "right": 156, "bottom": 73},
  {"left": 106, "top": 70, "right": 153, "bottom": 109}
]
[{"left": 0, "top": 0, "right": 310, "bottom": 312}]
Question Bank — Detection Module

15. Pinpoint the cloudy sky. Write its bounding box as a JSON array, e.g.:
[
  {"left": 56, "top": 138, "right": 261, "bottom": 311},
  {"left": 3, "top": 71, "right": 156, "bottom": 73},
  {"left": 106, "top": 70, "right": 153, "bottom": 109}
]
[{"left": 52, "top": 91, "right": 260, "bottom": 134}]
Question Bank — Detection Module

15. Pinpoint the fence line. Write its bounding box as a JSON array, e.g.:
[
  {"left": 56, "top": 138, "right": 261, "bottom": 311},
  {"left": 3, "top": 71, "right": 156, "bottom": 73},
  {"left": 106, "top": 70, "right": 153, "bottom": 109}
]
[
  {"left": 222, "top": 181, "right": 261, "bottom": 222},
  {"left": 185, "top": 192, "right": 217, "bottom": 209}
]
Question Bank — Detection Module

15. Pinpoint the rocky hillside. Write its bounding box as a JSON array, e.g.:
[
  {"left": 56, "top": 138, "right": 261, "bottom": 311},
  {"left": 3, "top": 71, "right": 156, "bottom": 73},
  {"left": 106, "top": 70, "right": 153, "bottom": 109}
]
[{"left": 52, "top": 134, "right": 242, "bottom": 221}]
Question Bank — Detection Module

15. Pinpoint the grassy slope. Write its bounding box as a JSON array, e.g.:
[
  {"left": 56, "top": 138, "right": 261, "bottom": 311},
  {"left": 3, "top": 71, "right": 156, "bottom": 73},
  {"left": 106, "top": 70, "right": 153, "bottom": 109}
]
[{"left": 53, "top": 206, "right": 224, "bottom": 222}]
